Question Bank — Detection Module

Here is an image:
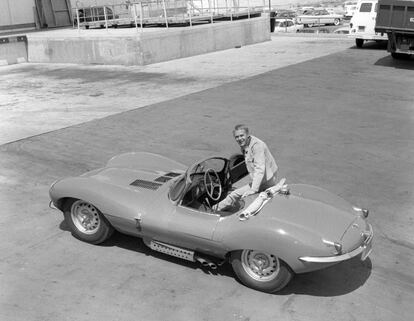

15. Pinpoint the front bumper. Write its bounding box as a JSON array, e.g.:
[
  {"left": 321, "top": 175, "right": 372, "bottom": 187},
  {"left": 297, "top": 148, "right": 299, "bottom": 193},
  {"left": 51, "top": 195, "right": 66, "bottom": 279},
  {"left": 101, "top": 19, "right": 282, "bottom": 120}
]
[
  {"left": 348, "top": 33, "right": 388, "bottom": 41},
  {"left": 299, "top": 223, "right": 373, "bottom": 263}
]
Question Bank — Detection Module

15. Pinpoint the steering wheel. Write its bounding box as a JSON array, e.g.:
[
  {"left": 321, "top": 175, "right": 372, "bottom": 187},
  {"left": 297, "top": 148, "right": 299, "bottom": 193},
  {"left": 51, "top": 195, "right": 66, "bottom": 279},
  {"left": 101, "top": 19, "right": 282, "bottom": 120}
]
[{"left": 204, "top": 168, "right": 222, "bottom": 201}]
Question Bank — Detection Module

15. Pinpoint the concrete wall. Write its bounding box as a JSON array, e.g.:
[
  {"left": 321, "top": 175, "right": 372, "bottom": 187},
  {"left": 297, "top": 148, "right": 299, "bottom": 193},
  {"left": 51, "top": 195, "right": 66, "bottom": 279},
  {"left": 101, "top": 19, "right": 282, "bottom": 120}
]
[
  {"left": 27, "top": 16, "right": 270, "bottom": 65},
  {"left": 0, "top": 36, "right": 28, "bottom": 65}
]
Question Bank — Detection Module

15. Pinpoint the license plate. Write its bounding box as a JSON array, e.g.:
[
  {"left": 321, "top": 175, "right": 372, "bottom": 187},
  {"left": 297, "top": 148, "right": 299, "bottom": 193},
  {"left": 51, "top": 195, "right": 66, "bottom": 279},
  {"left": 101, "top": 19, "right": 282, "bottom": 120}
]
[{"left": 361, "top": 241, "right": 372, "bottom": 261}]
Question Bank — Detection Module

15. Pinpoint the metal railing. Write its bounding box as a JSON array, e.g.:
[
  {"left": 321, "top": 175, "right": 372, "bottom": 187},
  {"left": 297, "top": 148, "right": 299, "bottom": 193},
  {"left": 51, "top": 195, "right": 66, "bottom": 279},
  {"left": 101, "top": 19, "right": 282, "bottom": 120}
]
[{"left": 72, "top": 0, "right": 273, "bottom": 30}]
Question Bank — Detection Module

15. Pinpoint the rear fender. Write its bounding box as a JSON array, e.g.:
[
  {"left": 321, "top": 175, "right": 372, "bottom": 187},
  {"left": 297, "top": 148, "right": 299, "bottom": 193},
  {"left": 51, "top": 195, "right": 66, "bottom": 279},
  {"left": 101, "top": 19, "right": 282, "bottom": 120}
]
[{"left": 222, "top": 222, "right": 332, "bottom": 273}]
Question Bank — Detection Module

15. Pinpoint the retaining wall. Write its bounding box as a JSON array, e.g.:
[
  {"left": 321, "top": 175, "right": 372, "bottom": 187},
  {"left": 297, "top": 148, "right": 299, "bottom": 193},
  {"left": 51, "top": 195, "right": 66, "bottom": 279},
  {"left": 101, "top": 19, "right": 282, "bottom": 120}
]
[
  {"left": 27, "top": 16, "right": 270, "bottom": 65},
  {"left": 0, "top": 35, "right": 27, "bottom": 65}
]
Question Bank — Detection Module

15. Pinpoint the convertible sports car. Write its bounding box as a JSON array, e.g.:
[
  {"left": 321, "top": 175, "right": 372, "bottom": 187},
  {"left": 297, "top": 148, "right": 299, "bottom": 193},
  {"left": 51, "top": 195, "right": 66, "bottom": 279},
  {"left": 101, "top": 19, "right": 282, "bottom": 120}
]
[{"left": 49, "top": 152, "right": 373, "bottom": 293}]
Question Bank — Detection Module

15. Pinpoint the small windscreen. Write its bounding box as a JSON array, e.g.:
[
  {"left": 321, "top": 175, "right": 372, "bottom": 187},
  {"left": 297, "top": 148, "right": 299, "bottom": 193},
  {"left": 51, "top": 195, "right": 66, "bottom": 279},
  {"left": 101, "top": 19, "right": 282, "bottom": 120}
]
[{"left": 360, "top": 3, "right": 373, "bottom": 12}]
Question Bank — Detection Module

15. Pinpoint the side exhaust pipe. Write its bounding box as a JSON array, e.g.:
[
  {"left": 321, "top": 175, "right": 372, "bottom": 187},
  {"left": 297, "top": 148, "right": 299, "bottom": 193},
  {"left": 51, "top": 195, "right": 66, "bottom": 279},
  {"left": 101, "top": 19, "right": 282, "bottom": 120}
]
[{"left": 195, "top": 256, "right": 218, "bottom": 270}]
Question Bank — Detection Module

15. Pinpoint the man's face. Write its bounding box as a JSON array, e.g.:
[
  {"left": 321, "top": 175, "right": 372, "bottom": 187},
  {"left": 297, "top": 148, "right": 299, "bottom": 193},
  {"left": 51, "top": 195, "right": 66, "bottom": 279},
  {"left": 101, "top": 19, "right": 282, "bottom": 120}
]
[{"left": 234, "top": 129, "right": 249, "bottom": 148}]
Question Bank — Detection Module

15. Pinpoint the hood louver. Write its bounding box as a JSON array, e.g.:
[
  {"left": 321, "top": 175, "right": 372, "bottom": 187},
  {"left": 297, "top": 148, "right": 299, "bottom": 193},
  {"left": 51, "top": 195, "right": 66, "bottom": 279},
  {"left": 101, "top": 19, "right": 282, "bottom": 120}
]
[
  {"left": 130, "top": 172, "right": 182, "bottom": 190},
  {"left": 130, "top": 179, "right": 162, "bottom": 190}
]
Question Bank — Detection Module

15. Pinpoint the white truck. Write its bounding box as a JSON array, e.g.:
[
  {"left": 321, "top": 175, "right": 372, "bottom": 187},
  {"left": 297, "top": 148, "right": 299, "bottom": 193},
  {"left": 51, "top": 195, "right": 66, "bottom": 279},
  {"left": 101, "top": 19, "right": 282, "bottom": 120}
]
[{"left": 349, "top": 0, "right": 388, "bottom": 47}]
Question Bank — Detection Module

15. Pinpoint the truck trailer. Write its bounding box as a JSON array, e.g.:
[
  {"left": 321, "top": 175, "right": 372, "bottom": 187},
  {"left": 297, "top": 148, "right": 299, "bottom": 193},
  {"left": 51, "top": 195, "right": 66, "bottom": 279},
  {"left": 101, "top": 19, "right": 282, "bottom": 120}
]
[{"left": 375, "top": 0, "right": 414, "bottom": 59}]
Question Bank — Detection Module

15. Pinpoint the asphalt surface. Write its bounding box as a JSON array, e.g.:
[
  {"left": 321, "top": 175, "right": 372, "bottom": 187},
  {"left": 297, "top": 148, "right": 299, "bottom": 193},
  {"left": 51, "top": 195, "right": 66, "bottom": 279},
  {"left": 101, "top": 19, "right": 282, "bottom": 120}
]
[{"left": 1, "top": 36, "right": 413, "bottom": 321}]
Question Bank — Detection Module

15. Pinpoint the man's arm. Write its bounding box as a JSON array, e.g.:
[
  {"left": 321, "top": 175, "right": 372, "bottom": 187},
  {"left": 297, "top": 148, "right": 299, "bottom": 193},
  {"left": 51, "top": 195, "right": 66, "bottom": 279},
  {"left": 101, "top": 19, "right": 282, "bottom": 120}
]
[{"left": 250, "top": 142, "right": 266, "bottom": 193}]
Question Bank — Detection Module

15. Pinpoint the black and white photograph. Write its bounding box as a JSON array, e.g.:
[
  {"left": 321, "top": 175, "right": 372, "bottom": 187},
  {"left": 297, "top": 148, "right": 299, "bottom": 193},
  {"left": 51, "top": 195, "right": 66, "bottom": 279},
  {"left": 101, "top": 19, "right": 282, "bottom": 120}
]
[{"left": 0, "top": 0, "right": 413, "bottom": 320}]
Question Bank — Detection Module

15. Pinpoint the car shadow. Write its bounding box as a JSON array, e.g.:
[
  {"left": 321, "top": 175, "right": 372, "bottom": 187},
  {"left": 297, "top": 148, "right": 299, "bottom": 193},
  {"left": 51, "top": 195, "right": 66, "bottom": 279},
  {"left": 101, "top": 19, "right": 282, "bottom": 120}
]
[
  {"left": 59, "top": 221, "right": 372, "bottom": 296},
  {"left": 279, "top": 256, "right": 372, "bottom": 297},
  {"left": 59, "top": 220, "right": 235, "bottom": 278},
  {"left": 99, "top": 230, "right": 236, "bottom": 279},
  {"left": 374, "top": 55, "right": 414, "bottom": 70},
  {"left": 350, "top": 40, "right": 388, "bottom": 50}
]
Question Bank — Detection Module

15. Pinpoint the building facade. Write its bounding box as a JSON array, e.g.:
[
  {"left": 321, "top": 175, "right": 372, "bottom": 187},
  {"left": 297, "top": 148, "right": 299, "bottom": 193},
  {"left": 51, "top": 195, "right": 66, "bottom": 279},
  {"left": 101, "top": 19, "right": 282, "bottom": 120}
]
[{"left": 0, "top": 0, "right": 72, "bottom": 32}]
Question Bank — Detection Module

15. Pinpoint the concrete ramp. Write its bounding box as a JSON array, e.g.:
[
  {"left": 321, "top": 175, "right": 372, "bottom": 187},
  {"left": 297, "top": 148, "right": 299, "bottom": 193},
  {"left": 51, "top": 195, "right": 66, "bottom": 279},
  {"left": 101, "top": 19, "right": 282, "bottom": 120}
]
[{"left": 27, "top": 17, "right": 270, "bottom": 65}]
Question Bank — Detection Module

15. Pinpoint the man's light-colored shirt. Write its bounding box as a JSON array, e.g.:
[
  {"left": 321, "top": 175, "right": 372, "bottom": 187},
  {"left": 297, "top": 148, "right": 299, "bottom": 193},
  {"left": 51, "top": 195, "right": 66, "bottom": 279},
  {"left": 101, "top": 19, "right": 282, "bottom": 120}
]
[{"left": 243, "top": 135, "right": 278, "bottom": 192}]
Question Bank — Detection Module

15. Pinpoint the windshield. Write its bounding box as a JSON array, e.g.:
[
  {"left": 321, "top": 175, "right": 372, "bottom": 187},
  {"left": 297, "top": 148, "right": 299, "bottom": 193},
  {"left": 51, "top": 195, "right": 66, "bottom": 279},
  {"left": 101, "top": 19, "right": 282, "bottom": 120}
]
[
  {"left": 187, "top": 157, "right": 226, "bottom": 182},
  {"left": 169, "top": 157, "right": 227, "bottom": 202}
]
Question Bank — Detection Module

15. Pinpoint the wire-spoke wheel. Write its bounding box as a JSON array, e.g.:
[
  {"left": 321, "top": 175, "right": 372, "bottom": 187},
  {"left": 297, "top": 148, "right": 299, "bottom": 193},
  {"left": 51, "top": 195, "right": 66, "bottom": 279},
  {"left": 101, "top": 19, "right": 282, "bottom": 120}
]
[
  {"left": 241, "top": 250, "right": 280, "bottom": 281},
  {"left": 63, "top": 199, "right": 114, "bottom": 244},
  {"left": 231, "top": 250, "right": 293, "bottom": 293}
]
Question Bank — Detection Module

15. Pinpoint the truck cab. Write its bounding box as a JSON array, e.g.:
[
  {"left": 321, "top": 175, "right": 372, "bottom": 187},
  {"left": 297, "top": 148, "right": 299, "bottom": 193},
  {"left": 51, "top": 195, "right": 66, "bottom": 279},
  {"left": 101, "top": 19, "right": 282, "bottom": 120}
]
[{"left": 349, "top": 0, "right": 388, "bottom": 47}]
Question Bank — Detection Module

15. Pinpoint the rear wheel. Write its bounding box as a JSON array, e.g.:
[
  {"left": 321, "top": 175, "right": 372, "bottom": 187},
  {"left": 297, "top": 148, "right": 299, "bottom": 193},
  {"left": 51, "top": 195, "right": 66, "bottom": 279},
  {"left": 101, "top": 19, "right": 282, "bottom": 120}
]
[
  {"left": 355, "top": 38, "right": 364, "bottom": 48},
  {"left": 333, "top": 18, "right": 340, "bottom": 26},
  {"left": 230, "top": 250, "right": 293, "bottom": 293},
  {"left": 63, "top": 199, "right": 114, "bottom": 244}
]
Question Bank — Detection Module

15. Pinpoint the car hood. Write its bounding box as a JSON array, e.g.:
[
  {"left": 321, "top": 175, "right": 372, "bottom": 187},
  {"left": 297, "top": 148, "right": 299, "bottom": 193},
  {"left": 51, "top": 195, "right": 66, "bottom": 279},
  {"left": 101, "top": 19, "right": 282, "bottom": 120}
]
[
  {"left": 255, "top": 184, "right": 357, "bottom": 241},
  {"left": 79, "top": 152, "right": 186, "bottom": 197},
  {"left": 84, "top": 166, "right": 182, "bottom": 195}
]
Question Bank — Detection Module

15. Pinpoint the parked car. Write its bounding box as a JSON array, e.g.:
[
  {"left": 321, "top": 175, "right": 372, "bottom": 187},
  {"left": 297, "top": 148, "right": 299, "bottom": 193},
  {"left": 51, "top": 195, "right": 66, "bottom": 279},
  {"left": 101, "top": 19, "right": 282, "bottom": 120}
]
[
  {"left": 274, "top": 19, "right": 304, "bottom": 33},
  {"left": 344, "top": 1, "right": 359, "bottom": 18},
  {"left": 296, "top": 9, "right": 343, "bottom": 27},
  {"left": 49, "top": 152, "right": 373, "bottom": 293},
  {"left": 274, "top": 10, "right": 297, "bottom": 20}
]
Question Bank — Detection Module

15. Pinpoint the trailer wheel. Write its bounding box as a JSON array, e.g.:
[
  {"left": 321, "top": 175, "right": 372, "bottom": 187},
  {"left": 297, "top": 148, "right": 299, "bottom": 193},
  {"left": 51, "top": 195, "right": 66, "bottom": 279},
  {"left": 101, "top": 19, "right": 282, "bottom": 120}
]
[{"left": 355, "top": 39, "right": 364, "bottom": 48}]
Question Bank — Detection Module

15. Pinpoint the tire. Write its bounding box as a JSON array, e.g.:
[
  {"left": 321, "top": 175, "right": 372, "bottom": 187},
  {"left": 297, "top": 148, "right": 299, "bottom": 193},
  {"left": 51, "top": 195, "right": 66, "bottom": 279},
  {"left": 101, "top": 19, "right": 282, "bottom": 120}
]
[
  {"left": 355, "top": 38, "right": 364, "bottom": 48},
  {"left": 230, "top": 250, "right": 293, "bottom": 293},
  {"left": 391, "top": 52, "right": 411, "bottom": 60},
  {"left": 63, "top": 199, "right": 114, "bottom": 244},
  {"left": 333, "top": 18, "right": 340, "bottom": 26}
]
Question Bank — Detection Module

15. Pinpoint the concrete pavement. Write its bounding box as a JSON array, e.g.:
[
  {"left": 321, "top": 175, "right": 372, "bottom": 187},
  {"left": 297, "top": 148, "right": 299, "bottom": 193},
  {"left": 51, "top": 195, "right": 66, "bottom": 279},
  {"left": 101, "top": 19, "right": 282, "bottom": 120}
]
[{"left": 0, "top": 34, "right": 354, "bottom": 145}]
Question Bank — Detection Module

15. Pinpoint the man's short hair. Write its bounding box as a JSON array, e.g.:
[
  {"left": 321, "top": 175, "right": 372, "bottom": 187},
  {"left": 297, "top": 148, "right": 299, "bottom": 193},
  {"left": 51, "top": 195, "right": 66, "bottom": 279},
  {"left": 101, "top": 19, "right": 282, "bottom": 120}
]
[{"left": 233, "top": 124, "right": 249, "bottom": 135}]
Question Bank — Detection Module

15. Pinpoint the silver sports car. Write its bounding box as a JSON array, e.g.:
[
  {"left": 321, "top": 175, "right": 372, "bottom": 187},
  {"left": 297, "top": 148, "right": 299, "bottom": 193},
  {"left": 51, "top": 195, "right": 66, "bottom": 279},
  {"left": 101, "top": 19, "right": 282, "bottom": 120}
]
[{"left": 49, "top": 152, "right": 373, "bottom": 293}]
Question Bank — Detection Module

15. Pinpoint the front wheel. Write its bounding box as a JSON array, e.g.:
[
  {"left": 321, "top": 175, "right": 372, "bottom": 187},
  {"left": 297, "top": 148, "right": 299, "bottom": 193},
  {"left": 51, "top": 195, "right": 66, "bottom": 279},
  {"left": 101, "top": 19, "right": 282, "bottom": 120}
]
[
  {"left": 63, "top": 199, "right": 114, "bottom": 244},
  {"left": 355, "top": 38, "right": 364, "bottom": 48},
  {"left": 333, "top": 18, "right": 340, "bottom": 26},
  {"left": 230, "top": 250, "right": 293, "bottom": 293}
]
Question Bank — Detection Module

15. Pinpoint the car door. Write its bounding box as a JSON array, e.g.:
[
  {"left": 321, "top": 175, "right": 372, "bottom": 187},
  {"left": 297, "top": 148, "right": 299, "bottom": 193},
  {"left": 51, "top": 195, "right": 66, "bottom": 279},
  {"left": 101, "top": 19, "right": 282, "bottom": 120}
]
[{"left": 166, "top": 205, "right": 221, "bottom": 252}]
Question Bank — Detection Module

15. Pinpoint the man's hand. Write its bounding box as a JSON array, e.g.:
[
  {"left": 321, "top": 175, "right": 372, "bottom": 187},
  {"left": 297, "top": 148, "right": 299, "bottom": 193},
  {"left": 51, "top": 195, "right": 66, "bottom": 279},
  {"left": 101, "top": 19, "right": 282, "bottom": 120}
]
[{"left": 241, "top": 189, "right": 256, "bottom": 198}]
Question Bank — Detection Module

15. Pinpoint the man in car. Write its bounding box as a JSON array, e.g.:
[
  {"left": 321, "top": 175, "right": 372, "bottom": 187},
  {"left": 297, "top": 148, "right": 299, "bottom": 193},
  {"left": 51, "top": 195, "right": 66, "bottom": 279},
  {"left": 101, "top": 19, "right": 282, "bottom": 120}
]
[{"left": 216, "top": 124, "right": 278, "bottom": 211}]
